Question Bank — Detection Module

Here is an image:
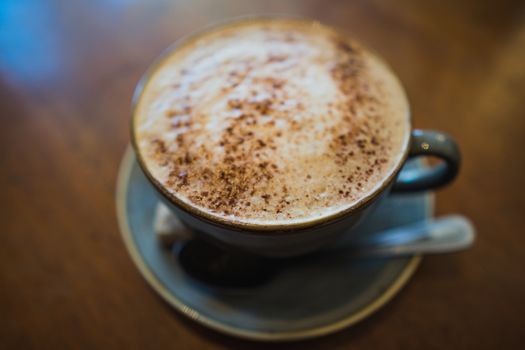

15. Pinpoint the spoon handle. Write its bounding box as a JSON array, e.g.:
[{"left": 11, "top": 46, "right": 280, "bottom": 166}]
[{"left": 347, "top": 215, "right": 475, "bottom": 257}]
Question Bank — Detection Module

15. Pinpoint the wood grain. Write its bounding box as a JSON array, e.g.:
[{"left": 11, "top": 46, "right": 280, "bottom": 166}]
[{"left": 1, "top": 0, "right": 524, "bottom": 349}]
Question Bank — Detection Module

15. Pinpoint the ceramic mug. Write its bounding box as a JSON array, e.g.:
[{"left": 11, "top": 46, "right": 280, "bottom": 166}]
[{"left": 131, "top": 18, "right": 460, "bottom": 257}]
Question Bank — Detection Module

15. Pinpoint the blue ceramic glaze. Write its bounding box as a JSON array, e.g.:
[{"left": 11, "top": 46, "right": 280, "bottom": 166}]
[{"left": 116, "top": 150, "right": 433, "bottom": 341}]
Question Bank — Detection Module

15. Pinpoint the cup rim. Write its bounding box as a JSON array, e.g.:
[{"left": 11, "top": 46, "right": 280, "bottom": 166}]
[{"left": 130, "top": 15, "right": 412, "bottom": 233}]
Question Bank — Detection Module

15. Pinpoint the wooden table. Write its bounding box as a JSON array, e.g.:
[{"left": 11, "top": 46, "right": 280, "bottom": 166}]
[{"left": 2, "top": 1, "right": 524, "bottom": 349}]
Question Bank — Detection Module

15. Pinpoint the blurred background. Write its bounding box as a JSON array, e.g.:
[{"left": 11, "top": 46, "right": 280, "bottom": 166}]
[{"left": 1, "top": 0, "right": 524, "bottom": 349}]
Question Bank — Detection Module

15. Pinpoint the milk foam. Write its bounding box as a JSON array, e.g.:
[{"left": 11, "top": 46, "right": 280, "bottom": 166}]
[{"left": 134, "top": 19, "right": 410, "bottom": 225}]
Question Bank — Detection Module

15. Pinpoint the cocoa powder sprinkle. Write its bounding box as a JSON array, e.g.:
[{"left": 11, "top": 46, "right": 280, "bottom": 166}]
[{"left": 136, "top": 21, "right": 407, "bottom": 223}]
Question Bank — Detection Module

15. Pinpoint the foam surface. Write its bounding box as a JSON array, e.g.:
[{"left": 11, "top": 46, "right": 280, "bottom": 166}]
[{"left": 134, "top": 19, "right": 410, "bottom": 225}]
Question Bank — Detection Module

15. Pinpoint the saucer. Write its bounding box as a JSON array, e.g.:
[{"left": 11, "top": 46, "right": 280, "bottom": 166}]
[{"left": 116, "top": 147, "right": 433, "bottom": 341}]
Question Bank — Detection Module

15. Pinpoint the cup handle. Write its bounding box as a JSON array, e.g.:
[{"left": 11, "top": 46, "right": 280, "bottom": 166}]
[{"left": 392, "top": 129, "right": 461, "bottom": 192}]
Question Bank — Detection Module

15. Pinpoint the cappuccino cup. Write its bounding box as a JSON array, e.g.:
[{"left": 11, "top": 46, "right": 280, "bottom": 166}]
[{"left": 131, "top": 17, "right": 460, "bottom": 257}]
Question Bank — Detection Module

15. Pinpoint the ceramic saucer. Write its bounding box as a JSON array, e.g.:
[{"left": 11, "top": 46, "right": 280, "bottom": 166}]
[{"left": 116, "top": 148, "right": 432, "bottom": 341}]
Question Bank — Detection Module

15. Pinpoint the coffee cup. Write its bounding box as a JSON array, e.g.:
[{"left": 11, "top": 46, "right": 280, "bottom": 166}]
[{"left": 131, "top": 17, "right": 460, "bottom": 257}]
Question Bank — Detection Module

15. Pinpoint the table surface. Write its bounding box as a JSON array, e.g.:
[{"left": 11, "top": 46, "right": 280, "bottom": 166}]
[{"left": 2, "top": 1, "right": 525, "bottom": 349}]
